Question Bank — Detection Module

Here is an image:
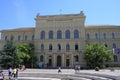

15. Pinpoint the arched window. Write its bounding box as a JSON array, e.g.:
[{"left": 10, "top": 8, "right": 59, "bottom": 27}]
[
  {"left": 65, "top": 30, "right": 70, "bottom": 39},
  {"left": 58, "top": 44, "right": 61, "bottom": 51},
  {"left": 112, "top": 33, "right": 115, "bottom": 39},
  {"left": 49, "top": 44, "right": 52, "bottom": 51},
  {"left": 25, "top": 35, "right": 27, "bottom": 41},
  {"left": 18, "top": 35, "right": 21, "bottom": 41},
  {"left": 40, "top": 55, "right": 44, "bottom": 62},
  {"left": 74, "top": 30, "right": 79, "bottom": 39},
  {"left": 5, "top": 36, "right": 7, "bottom": 40},
  {"left": 66, "top": 44, "right": 70, "bottom": 51},
  {"left": 12, "top": 35, "right": 14, "bottom": 40},
  {"left": 40, "top": 31, "right": 45, "bottom": 39},
  {"left": 57, "top": 30, "right": 62, "bottom": 39},
  {"left": 49, "top": 30, "right": 53, "bottom": 39},
  {"left": 74, "top": 55, "right": 79, "bottom": 62},
  {"left": 75, "top": 43, "right": 78, "bottom": 51},
  {"left": 104, "top": 43, "right": 108, "bottom": 47},
  {"left": 103, "top": 33, "right": 106, "bottom": 39},
  {"left": 86, "top": 33, "right": 90, "bottom": 40},
  {"left": 112, "top": 43, "right": 116, "bottom": 48},
  {"left": 95, "top": 33, "right": 98, "bottom": 40},
  {"left": 32, "top": 35, "right": 34, "bottom": 40},
  {"left": 41, "top": 44, "right": 44, "bottom": 51}
]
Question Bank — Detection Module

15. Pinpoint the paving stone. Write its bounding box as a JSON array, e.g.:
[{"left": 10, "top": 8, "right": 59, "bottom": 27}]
[{"left": 1, "top": 69, "right": 120, "bottom": 80}]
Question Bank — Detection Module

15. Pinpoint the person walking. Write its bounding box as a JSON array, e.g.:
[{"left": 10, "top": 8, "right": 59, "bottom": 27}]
[
  {"left": 21, "top": 65, "right": 26, "bottom": 71},
  {"left": 58, "top": 67, "right": 62, "bottom": 73},
  {"left": 16, "top": 68, "right": 19, "bottom": 79},
  {"left": 8, "top": 67, "right": 12, "bottom": 79},
  {"left": 0, "top": 70, "right": 4, "bottom": 80},
  {"left": 13, "top": 68, "right": 17, "bottom": 79},
  {"left": 78, "top": 65, "right": 80, "bottom": 72}
]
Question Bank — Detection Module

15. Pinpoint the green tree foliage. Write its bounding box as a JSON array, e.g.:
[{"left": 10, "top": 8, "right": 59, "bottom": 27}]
[
  {"left": 18, "top": 43, "right": 38, "bottom": 68},
  {"left": 0, "top": 36, "right": 21, "bottom": 68},
  {"left": 0, "top": 36, "right": 38, "bottom": 68},
  {"left": 84, "top": 42, "right": 113, "bottom": 69}
]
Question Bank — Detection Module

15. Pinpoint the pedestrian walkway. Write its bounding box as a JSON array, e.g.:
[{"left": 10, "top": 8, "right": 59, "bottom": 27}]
[
  {"left": 18, "top": 77, "right": 61, "bottom": 80},
  {"left": 2, "top": 69, "right": 120, "bottom": 80},
  {"left": 77, "top": 69, "right": 120, "bottom": 76}
]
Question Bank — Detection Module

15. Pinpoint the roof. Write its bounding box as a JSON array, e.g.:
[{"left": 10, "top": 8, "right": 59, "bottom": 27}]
[
  {"left": 0, "top": 25, "right": 120, "bottom": 32},
  {"left": 0, "top": 27, "right": 35, "bottom": 32},
  {"left": 85, "top": 25, "right": 120, "bottom": 29}
]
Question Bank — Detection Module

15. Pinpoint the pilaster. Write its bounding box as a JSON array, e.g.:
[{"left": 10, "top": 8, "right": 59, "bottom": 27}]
[
  {"left": 53, "top": 53, "right": 56, "bottom": 67},
  {"left": 62, "top": 53, "right": 65, "bottom": 67}
]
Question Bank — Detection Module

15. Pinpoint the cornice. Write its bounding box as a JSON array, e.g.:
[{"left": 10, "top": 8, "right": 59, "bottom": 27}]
[
  {"left": 0, "top": 27, "right": 35, "bottom": 32},
  {"left": 85, "top": 25, "right": 120, "bottom": 29},
  {"left": 35, "top": 12, "right": 86, "bottom": 21}
]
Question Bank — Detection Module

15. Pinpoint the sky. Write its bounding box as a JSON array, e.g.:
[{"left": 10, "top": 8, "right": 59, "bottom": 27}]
[{"left": 0, "top": 0, "right": 120, "bottom": 30}]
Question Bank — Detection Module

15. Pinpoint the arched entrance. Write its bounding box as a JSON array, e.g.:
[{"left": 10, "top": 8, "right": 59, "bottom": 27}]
[
  {"left": 57, "top": 55, "right": 61, "bottom": 67},
  {"left": 66, "top": 55, "right": 70, "bottom": 68},
  {"left": 47, "top": 55, "right": 52, "bottom": 68},
  {"left": 66, "top": 59, "right": 70, "bottom": 67},
  {"left": 48, "top": 59, "right": 52, "bottom": 66}
]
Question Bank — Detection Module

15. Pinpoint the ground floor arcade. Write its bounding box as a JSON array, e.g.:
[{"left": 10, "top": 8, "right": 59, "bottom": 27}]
[{"left": 36, "top": 52, "right": 85, "bottom": 68}]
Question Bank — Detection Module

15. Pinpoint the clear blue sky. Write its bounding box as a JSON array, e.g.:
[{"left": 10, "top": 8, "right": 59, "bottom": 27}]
[{"left": 0, "top": 0, "right": 120, "bottom": 30}]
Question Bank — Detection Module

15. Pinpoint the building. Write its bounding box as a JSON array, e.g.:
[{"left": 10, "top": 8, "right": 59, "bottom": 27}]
[{"left": 0, "top": 11, "right": 120, "bottom": 68}]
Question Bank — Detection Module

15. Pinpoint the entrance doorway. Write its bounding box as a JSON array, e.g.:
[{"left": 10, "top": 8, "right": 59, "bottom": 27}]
[
  {"left": 57, "top": 56, "right": 61, "bottom": 67},
  {"left": 66, "top": 59, "right": 70, "bottom": 67},
  {"left": 48, "top": 59, "right": 52, "bottom": 67}
]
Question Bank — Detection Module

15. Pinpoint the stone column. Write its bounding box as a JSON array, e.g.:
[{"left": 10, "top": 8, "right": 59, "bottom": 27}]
[
  {"left": 53, "top": 53, "right": 56, "bottom": 67},
  {"left": 71, "top": 53, "right": 74, "bottom": 68},
  {"left": 44, "top": 53, "right": 47, "bottom": 68},
  {"left": 62, "top": 53, "right": 65, "bottom": 67}
]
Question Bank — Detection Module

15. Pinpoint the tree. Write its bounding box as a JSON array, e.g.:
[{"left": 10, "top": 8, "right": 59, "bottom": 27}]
[
  {"left": 0, "top": 36, "right": 21, "bottom": 68},
  {"left": 84, "top": 42, "right": 113, "bottom": 69},
  {"left": 17, "top": 43, "right": 38, "bottom": 68}
]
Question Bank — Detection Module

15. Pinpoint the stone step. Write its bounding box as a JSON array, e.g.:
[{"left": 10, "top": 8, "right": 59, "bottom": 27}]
[
  {"left": 18, "top": 73, "right": 113, "bottom": 80},
  {"left": 18, "top": 77, "right": 61, "bottom": 80},
  {"left": 2, "top": 69, "right": 115, "bottom": 80},
  {"left": 18, "top": 77, "right": 91, "bottom": 80}
]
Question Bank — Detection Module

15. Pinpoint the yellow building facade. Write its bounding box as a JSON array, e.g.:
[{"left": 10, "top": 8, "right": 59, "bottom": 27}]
[{"left": 0, "top": 11, "right": 120, "bottom": 68}]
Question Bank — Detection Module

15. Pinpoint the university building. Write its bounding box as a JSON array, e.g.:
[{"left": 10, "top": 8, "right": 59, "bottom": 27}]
[{"left": 0, "top": 11, "right": 120, "bottom": 68}]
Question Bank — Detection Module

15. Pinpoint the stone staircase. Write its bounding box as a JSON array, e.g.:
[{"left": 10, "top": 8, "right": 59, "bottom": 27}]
[
  {"left": 2, "top": 69, "right": 118, "bottom": 80},
  {"left": 18, "top": 72, "right": 114, "bottom": 80}
]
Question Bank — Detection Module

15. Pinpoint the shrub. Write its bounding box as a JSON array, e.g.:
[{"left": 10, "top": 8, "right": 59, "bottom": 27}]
[
  {"left": 110, "top": 68, "right": 115, "bottom": 71},
  {"left": 95, "top": 67, "right": 99, "bottom": 71}
]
